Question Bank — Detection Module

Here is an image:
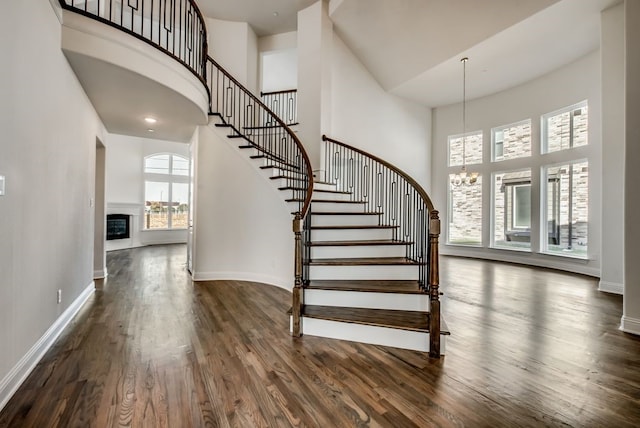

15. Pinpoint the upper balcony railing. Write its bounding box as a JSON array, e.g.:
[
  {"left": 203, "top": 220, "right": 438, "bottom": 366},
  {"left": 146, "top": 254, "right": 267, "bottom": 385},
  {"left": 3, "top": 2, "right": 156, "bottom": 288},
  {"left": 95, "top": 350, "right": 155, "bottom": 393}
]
[{"left": 58, "top": 0, "right": 208, "bottom": 83}]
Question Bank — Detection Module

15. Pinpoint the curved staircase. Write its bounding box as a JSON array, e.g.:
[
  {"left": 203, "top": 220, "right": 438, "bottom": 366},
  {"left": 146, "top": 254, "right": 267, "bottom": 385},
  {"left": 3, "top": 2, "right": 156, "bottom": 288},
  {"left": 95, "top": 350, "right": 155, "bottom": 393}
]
[{"left": 57, "top": 0, "right": 446, "bottom": 357}]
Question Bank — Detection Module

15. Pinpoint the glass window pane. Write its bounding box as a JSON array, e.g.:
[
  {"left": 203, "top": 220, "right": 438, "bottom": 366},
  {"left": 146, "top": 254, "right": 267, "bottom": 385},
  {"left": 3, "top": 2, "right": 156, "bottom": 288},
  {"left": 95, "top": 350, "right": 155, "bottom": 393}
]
[
  {"left": 448, "top": 132, "right": 482, "bottom": 167},
  {"left": 543, "top": 161, "right": 588, "bottom": 258},
  {"left": 144, "top": 181, "right": 169, "bottom": 229},
  {"left": 171, "top": 183, "right": 189, "bottom": 229},
  {"left": 492, "top": 169, "right": 531, "bottom": 250},
  {"left": 492, "top": 120, "right": 531, "bottom": 161},
  {"left": 172, "top": 156, "right": 189, "bottom": 176},
  {"left": 448, "top": 174, "right": 482, "bottom": 245},
  {"left": 544, "top": 103, "right": 588, "bottom": 153},
  {"left": 144, "top": 154, "right": 170, "bottom": 174}
]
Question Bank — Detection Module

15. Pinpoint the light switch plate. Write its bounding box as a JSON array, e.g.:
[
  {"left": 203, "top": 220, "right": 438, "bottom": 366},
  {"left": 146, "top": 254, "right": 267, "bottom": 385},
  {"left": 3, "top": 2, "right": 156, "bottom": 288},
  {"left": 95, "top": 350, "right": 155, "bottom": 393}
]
[{"left": 0, "top": 175, "right": 5, "bottom": 196}]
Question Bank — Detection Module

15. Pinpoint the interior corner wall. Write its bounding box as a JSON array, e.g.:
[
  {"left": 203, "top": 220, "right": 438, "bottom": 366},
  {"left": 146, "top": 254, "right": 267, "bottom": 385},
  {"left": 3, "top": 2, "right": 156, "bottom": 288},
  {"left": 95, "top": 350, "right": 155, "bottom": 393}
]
[
  {"left": 207, "top": 18, "right": 258, "bottom": 93},
  {"left": 600, "top": 3, "right": 625, "bottom": 294},
  {"left": 432, "top": 51, "right": 602, "bottom": 276},
  {"left": 191, "top": 122, "right": 294, "bottom": 290},
  {"left": 297, "top": 0, "right": 333, "bottom": 172},
  {"left": 623, "top": 0, "right": 640, "bottom": 335},
  {"left": 0, "top": 0, "right": 106, "bottom": 405},
  {"left": 330, "top": 34, "right": 432, "bottom": 190},
  {"left": 105, "top": 134, "right": 189, "bottom": 251}
]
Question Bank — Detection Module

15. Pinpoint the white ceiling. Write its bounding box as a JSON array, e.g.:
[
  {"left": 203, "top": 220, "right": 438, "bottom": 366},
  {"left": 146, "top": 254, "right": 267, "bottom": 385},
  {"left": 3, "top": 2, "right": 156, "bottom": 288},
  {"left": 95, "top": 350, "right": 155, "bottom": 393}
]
[{"left": 199, "top": 0, "right": 621, "bottom": 107}]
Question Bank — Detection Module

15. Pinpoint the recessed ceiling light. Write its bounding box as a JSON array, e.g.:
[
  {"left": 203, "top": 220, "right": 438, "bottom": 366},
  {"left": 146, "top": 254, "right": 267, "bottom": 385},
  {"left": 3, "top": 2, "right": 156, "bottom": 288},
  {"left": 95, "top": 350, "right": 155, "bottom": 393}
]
[
  {"left": 147, "top": 129, "right": 155, "bottom": 132},
  {"left": 273, "top": 11, "right": 279, "bottom": 17},
  {"left": 144, "top": 117, "right": 157, "bottom": 124}
]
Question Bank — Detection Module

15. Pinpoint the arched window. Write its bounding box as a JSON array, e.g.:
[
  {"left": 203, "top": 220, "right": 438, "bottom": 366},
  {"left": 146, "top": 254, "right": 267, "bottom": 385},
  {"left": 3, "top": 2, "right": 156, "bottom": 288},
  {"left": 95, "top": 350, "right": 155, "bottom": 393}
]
[{"left": 143, "top": 153, "right": 189, "bottom": 230}]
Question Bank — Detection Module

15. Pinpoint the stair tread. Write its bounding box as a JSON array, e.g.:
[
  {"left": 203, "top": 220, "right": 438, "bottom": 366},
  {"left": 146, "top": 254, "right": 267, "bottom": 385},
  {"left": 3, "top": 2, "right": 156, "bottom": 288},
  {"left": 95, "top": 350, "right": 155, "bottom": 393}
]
[
  {"left": 314, "top": 189, "right": 351, "bottom": 194},
  {"left": 311, "top": 211, "right": 382, "bottom": 215},
  {"left": 308, "top": 239, "right": 412, "bottom": 247},
  {"left": 243, "top": 124, "right": 284, "bottom": 130},
  {"left": 310, "top": 225, "right": 398, "bottom": 230},
  {"left": 307, "top": 257, "right": 423, "bottom": 266},
  {"left": 302, "top": 305, "right": 441, "bottom": 333},
  {"left": 279, "top": 186, "right": 307, "bottom": 191},
  {"left": 260, "top": 165, "right": 303, "bottom": 174},
  {"left": 311, "top": 199, "right": 367, "bottom": 204},
  {"left": 271, "top": 175, "right": 306, "bottom": 181},
  {"left": 306, "top": 280, "right": 423, "bottom": 294}
]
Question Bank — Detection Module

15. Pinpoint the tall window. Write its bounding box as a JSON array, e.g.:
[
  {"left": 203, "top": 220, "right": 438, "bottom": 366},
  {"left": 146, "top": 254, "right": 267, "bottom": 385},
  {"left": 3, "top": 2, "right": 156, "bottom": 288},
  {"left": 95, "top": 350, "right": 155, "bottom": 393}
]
[
  {"left": 144, "top": 154, "right": 189, "bottom": 230},
  {"left": 542, "top": 161, "right": 589, "bottom": 258},
  {"left": 447, "top": 132, "right": 483, "bottom": 245},
  {"left": 492, "top": 169, "right": 532, "bottom": 250},
  {"left": 541, "top": 101, "right": 589, "bottom": 258}
]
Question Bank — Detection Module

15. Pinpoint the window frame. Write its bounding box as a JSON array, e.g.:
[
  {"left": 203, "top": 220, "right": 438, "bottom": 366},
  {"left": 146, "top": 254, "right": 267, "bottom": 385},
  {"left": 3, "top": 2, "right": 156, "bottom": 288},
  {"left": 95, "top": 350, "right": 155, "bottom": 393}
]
[{"left": 143, "top": 153, "right": 190, "bottom": 231}]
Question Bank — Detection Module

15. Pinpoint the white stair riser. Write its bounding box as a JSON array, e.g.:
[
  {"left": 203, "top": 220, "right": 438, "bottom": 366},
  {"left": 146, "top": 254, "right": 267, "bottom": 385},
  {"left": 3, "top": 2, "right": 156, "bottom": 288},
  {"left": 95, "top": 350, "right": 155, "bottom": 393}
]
[
  {"left": 289, "top": 317, "right": 446, "bottom": 354},
  {"left": 309, "top": 264, "right": 418, "bottom": 280},
  {"left": 311, "top": 202, "right": 367, "bottom": 213},
  {"left": 304, "top": 289, "right": 429, "bottom": 311},
  {"left": 314, "top": 182, "right": 338, "bottom": 192},
  {"left": 311, "top": 214, "right": 380, "bottom": 227},
  {"left": 311, "top": 228, "right": 395, "bottom": 241},
  {"left": 310, "top": 245, "right": 408, "bottom": 259},
  {"left": 270, "top": 177, "right": 306, "bottom": 188},
  {"left": 312, "top": 191, "right": 353, "bottom": 201}
]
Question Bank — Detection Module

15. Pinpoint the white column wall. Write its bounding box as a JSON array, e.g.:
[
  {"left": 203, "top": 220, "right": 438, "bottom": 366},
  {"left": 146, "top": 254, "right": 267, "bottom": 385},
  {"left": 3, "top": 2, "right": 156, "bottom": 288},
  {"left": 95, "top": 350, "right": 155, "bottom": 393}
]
[
  {"left": 297, "top": 1, "right": 333, "bottom": 173},
  {"left": 600, "top": 3, "right": 625, "bottom": 295},
  {"left": 622, "top": 0, "right": 640, "bottom": 335}
]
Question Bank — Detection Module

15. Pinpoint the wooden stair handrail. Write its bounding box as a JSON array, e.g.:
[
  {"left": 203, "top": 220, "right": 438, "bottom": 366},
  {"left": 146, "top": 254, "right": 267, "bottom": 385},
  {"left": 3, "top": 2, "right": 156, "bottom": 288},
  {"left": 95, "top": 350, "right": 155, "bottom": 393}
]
[
  {"left": 207, "top": 55, "right": 313, "bottom": 219},
  {"left": 322, "top": 135, "right": 442, "bottom": 357},
  {"left": 322, "top": 135, "right": 435, "bottom": 212}
]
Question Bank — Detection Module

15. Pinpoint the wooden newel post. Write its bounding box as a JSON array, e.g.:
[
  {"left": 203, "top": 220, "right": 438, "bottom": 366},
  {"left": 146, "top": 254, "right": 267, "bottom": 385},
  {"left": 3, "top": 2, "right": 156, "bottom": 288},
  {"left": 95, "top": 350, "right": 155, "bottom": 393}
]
[
  {"left": 292, "top": 215, "right": 303, "bottom": 337},
  {"left": 428, "top": 210, "right": 441, "bottom": 358}
]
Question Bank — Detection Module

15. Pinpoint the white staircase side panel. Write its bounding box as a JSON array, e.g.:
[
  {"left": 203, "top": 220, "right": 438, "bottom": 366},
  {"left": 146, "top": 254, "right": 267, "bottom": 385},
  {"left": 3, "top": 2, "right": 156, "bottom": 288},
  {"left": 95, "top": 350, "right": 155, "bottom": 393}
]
[
  {"left": 311, "top": 214, "right": 381, "bottom": 227},
  {"left": 304, "top": 289, "right": 429, "bottom": 311},
  {"left": 309, "top": 264, "right": 419, "bottom": 280},
  {"left": 310, "top": 244, "right": 408, "bottom": 259},
  {"left": 311, "top": 228, "right": 395, "bottom": 241}
]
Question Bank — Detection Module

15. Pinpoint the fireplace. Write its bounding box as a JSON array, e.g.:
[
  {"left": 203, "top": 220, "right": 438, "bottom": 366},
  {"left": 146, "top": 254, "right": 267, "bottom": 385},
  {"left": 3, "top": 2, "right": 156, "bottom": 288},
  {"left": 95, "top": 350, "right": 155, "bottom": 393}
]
[{"left": 106, "top": 214, "right": 130, "bottom": 240}]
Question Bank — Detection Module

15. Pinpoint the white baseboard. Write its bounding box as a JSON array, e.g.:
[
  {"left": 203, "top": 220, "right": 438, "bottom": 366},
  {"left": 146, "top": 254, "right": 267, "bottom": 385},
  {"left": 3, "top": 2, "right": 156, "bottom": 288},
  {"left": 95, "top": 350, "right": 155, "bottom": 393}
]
[
  {"left": 598, "top": 280, "right": 623, "bottom": 295},
  {"left": 0, "top": 282, "right": 95, "bottom": 412},
  {"left": 620, "top": 316, "right": 640, "bottom": 336},
  {"left": 192, "top": 271, "right": 292, "bottom": 292}
]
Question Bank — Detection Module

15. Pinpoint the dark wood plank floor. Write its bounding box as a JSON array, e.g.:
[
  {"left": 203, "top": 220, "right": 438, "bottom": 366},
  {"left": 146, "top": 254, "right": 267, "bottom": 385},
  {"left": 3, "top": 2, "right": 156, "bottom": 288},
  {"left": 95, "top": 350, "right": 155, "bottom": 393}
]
[{"left": 1, "top": 244, "right": 639, "bottom": 427}]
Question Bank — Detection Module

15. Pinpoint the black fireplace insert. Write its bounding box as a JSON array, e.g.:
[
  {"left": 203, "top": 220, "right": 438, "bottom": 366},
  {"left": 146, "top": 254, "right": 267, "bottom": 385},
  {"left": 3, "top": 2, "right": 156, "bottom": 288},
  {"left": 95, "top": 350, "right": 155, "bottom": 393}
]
[{"left": 106, "top": 214, "right": 130, "bottom": 240}]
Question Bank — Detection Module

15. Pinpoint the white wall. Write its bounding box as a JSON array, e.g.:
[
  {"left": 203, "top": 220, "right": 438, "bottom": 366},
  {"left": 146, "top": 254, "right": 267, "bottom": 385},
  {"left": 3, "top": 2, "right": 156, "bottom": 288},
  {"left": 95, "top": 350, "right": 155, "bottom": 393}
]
[
  {"left": 261, "top": 49, "right": 298, "bottom": 93},
  {"left": 432, "top": 51, "right": 602, "bottom": 276},
  {"left": 259, "top": 31, "right": 298, "bottom": 93},
  {"left": 105, "top": 134, "right": 189, "bottom": 251},
  {"left": 600, "top": 3, "right": 625, "bottom": 294},
  {"left": 0, "top": 0, "right": 106, "bottom": 408},
  {"left": 623, "top": 0, "right": 640, "bottom": 335},
  {"left": 207, "top": 18, "right": 258, "bottom": 93},
  {"left": 191, "top": 121, "right": 294, "bottom": 290},
  {"left": 330, "top": 35, "right": 432, "bottom": 190}
]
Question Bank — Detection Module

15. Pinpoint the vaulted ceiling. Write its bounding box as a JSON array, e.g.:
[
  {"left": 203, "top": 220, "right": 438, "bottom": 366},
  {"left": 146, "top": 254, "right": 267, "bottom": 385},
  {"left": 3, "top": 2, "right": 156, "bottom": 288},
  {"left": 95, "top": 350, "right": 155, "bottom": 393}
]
[{"left": 198, "top": 0, "right": 621, "bottom": 107}]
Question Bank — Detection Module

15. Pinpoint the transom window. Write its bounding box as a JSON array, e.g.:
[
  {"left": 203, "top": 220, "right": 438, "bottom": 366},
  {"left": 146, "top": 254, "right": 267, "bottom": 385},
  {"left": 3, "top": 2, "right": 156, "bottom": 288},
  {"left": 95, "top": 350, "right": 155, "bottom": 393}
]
[
  {"left": 448, "top": 131, "right": 483, "bottom": 167},
  {"left": 542, "top": 102, "right": 588, "bottom": 153},
  {"left": 144, "top": 154, "right": 190, "bottom": 230},
  {"left": 492, "top": 120, "right": 531, "bottom": 161}
]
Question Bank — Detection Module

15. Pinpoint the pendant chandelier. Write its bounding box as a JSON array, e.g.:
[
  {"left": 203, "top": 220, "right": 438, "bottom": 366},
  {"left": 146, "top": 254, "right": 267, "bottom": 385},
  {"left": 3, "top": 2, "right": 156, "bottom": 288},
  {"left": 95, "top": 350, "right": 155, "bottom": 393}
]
[{"left": 451, "top": 57, "right": 479, "bottom": 187}]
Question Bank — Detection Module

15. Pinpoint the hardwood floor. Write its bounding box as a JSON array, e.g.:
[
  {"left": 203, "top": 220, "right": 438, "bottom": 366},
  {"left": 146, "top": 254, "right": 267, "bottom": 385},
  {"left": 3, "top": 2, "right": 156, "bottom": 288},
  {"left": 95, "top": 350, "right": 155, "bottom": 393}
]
[{"left": 1, "top": 244, "right": 639, "bottom": 427}]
